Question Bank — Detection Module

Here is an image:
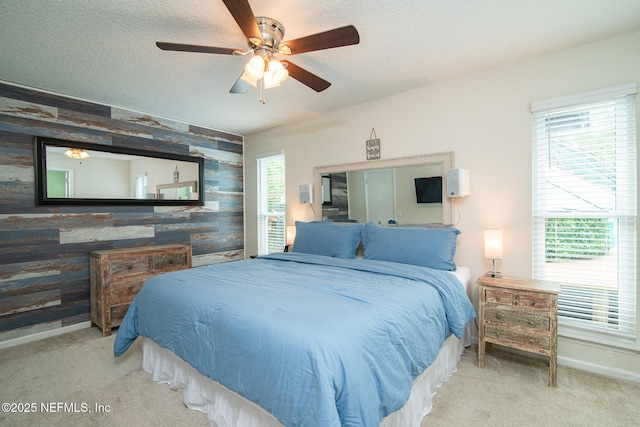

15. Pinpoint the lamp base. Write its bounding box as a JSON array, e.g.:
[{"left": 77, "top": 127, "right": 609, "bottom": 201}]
[{"left": 484, "top": 271, "right": 502, "bottom": 278}]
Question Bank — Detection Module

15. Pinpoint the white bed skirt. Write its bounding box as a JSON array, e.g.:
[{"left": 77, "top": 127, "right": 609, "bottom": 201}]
[{"left": 141, "top": 330, "right": 468, "bottom": 427}]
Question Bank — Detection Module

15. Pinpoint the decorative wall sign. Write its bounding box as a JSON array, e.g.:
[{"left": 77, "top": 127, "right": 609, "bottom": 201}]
[{"left": 366, "top": 128, "right": 381, "bottom": 160}]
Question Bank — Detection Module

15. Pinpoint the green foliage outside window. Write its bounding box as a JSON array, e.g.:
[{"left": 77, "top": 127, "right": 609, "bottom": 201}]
[
  {"left": 266, "top": 160, "right": 285, "bottom": 213},
  {"left": 545, "top": 217, "right": 610, "bottom": 261}
]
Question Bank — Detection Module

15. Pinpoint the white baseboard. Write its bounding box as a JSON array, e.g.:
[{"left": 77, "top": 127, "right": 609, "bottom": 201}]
[
  {"left": 474, "top": 340, "right": 640, "bottom": 384},
  {"left": 0, "top": 321, "right": 92, "bottom": 350},
  {"left": 558, "top": 355, "right": 640, "bottom": 384}
]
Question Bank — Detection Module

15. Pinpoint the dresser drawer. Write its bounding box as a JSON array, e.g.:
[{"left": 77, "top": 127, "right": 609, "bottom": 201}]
[
  {"left": 485, "top": 288, "right": 553, "bottom": 311},
  {"left": 108, "top": 256, "right": 150, "bottom": 277},
  {"left": 484, "top": 307, "right": 551, "bottom": 329},
  {"left": 517, "top": 292, "right": 553, "bottom": 310},
  {"left": 108, "top": 275, "right": 149, "bottom": 304},
  {"left": 153, "top": 251, "right": 188, "bottom": 270},
  {"left": 484, "top": 325, "right": 550, "bottom": 350},
  {"left": 485, "top": 289, "right": 514, "bottom": 305}
]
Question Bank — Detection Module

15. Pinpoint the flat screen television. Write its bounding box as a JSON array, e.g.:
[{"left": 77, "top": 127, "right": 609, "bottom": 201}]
[{"left": 414, "top": 176, "right": 443, "bottom": 203}]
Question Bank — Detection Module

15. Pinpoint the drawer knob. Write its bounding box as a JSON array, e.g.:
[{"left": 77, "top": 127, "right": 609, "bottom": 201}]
[
  {"left": 495, "top": 296, "right": 500, "bottom": 302},
  {"left": 528, "top": 339, "right": 535, "bottom": 344},
  {"left": 531, "top": 301, "right": 536, "bottom": 307},
  {"left": 128, "top": 286, "right": 134, "bottom": 292},
  {"left": 495, "top": 312, "right": 504, "bottom": 320},
  {"left": 528, "top": 320, "right": 535, "bottom": 326},
  {"left": 127, "top": 264, "right": 133, "bottom": 270},
  {"left": 168, "top": 259, "right": 174, "bottom": 264},
  {"left": 495, "top": 332, "right": 501, "bottom": 337}
]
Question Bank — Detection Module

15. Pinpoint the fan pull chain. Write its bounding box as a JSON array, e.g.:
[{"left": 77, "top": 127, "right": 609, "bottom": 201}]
[{"left": 259, "top": 79, "right": 266, "bottom": 104}]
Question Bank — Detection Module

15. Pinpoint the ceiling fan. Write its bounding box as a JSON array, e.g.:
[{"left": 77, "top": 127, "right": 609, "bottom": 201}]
[{"left": 156, "top": 0, "right": 360, "bottom": 103}]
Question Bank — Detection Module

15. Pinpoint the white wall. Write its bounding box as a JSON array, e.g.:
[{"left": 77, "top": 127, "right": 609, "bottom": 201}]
[
  {"left": 48, "top": 153, "right": 129, "bottom": 198},
  {"left": 130, "top": 158, "right": 199, "bottom": 198},
  {"left": 244, "top": 31, "right": 640, "bottom": 381}
]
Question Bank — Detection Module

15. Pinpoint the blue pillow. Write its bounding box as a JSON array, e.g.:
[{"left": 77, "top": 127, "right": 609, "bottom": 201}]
[
  {"left": 292, "top": 221, "right": 363, "bottom": 259},
  {"left": 361, "top": 222, "right": 460, "bottom": 270}
]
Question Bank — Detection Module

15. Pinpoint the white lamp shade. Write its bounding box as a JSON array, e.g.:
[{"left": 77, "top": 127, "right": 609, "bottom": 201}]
[
  {"left": 262, "top": 76, "right": 282, "bottom": 89},
  {"left": 245, "top": 56, "right": 266, "bottom": 79},
  {"left": 484, "top": 229, "right": 503, "bottom": 260},
  {"left": 267, "top": 59, "right": 288, "bottom": 83},
  {"left": 286, "top": 225, "right": 296, "bottom": 245}
]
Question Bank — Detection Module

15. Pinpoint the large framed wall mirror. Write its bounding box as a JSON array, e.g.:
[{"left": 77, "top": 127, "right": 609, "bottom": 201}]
[
  {"left": 314, "top": 152, "right": 454, "bottom": 225},
  {"left": 35, "top": 137, "right": 205, "bottom": 206}
]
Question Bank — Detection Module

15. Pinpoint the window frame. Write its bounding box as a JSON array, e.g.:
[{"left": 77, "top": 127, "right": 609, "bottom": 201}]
[
  {"left": 256, "top": 152, "right": 286, "bottom": 256},
  {"left": 531, "top": 84, "right": 638, "bottom": 350}
]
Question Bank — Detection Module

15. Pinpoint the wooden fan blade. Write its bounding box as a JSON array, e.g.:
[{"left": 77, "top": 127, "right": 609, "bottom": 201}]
[
  {"left": 229, "top": 74, "right": 251, "bottom": 94},
  {"left": 156, "top": 42, "right": 238, "bottom": 55},
  {"left": 222, "top": 0, "right": 262, "bottom": 44},
  {"left": 282, "top": 25, "right": 359, "bottom": 55},
  {"left": 281, "top": 60, "right": 331, "bottom": 92}
]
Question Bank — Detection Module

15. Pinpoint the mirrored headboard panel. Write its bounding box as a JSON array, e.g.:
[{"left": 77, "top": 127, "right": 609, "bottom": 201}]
[
  {"left": 35, "top": 137, "right": 205, "bottom": 206},
  {"left": 313, "top": 152, "right": 454, "bottom": 225}
]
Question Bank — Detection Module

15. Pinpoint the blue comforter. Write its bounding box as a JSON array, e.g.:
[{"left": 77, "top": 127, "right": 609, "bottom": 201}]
[{"left": 114, "top": 252, "right": 475, "bottom": 427}]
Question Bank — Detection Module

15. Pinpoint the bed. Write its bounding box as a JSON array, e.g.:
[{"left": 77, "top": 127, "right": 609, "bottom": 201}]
[{"left": 114, "top": 222, "right": 476, "bottom": 427}]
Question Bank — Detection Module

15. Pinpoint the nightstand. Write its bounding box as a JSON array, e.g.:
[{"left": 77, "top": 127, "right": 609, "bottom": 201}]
[{"left": 477, "top": 274, "right": 561, "bottom": 387}]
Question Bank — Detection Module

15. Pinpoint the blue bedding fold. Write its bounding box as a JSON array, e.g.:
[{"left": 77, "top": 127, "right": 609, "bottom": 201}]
[{"left": 114, "top": 252, "right": 475, "bottom": 427}]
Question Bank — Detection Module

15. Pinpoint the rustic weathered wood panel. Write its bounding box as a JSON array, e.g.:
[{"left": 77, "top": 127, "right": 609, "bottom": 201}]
[{"left": 0, "top": 82, "right": 244, "bottom": 342}]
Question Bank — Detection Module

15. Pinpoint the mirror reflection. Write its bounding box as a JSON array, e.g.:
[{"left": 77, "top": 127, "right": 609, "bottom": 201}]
[
  {"left": 36, "top": 137, "right": 204, "bottom": 206},
  {"left": 314, "top": 153, "right": 454, "bottom": 225},
  {"left": 157, "top": 181, "right": 198, "bottom": 200},
  {"left": 321, "top": 176, "right": 332, "bottom": 205}
]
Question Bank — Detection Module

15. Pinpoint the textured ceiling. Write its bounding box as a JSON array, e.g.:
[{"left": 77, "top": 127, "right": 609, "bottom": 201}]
[{"left": 2, "top": 0, "right": 640, "bottom": 136}]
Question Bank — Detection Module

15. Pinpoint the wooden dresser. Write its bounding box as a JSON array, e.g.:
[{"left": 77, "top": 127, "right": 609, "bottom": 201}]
[
  {"left": 90, "top": 244, "right": 192, "bottom": 336},
  {"left": 477, "top": 274, "right": 561, "bottom": 387}
]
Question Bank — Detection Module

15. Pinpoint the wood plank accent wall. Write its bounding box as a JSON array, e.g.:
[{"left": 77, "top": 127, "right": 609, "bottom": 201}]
[
  {"left": 0, "top": 82, "right": 244, "bottom": 342},
  {"left": 322, "top": 172, "right": 349, "bottom": 220}
]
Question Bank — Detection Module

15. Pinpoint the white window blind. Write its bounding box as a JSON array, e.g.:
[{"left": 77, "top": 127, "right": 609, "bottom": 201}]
[
  {"left": 257, "top": 153, "right": 286, "bottom": 255},
  {"left": 532, "top": 85, "right": 637, "bottom": 348}
]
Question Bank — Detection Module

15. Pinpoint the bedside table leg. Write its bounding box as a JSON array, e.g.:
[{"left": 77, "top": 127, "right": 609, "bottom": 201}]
[
  {"left": 478, "top": 341, "right": 485, "bottom": 368},
  {"left": 549, "top": 356, "right": 557, "bottom": 388}
]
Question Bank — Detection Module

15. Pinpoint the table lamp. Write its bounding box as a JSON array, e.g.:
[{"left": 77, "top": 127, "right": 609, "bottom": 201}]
[{"left": 484, "top": 229, "right": 503, "bottom": 278}]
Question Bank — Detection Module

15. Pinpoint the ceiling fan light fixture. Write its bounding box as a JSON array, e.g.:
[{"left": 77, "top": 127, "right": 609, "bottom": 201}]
[
  {"left": 267, "top": 59, "right": 288, "bottom": 84},
  {"left": 263, "top": 77, "right": 282, "bottom": 89},
  {"left": 156, "top": 0, "right": 361, "bottom": 98},
  {"left": 245, "top": 55, "right": 266, "bottom": 79},
  {"left": 64, "top": 148, "right": 90, "bottom": 160},
  {"left": 263, "top": 73, "right": 286, "bottom": 88}
]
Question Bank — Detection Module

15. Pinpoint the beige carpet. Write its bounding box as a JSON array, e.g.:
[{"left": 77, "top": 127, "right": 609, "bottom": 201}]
[{"left": 0, "top": 327, "right": 638, "bottom": 426}]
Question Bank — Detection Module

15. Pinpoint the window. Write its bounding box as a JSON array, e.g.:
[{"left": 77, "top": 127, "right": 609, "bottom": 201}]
[
  {"left": 532, "top": 84, "right": 637, "bottom": 348},
  {"left": 135, "top": 174, "right": 147, "bottom": 199},
  {"left": 257, "top": 152, "right": 286, "bottom": 255}
]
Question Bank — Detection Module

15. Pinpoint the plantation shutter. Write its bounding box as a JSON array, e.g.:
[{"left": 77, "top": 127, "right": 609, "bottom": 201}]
[
  {"left": 531, "top": 84, "right": 637, "bottom": 348},
  {"left": 257, "top": 152, "right": 286, "bottom": 255}
]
